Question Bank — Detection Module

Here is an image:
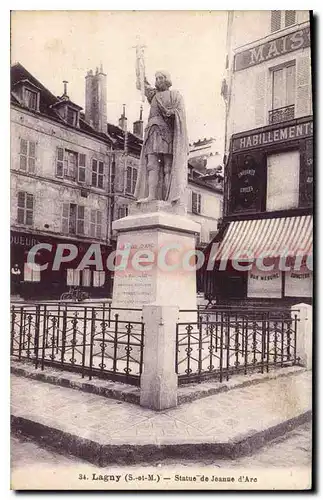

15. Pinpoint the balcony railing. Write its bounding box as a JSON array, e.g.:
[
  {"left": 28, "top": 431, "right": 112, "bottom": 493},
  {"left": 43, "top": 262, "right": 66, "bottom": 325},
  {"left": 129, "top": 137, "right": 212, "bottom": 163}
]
[{"left": 268, "top": 105, "right": 295, "bottom": 125}]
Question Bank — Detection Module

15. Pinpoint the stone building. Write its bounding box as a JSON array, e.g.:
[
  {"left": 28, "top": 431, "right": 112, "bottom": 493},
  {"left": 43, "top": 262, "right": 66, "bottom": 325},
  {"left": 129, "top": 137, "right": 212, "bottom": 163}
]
[
  {"left": 204, "top": 10, "right": 313, "bottom": 305},
  {"left": 10, "top": 63, "right": 117, "bottom": 299}
]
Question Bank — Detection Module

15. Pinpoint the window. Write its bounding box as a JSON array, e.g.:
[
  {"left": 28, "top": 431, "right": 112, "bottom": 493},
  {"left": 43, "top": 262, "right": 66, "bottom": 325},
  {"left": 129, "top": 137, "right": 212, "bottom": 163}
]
[
  {"left": 248, "top": 268, "right": 282, "bottom": 298},
  {"left": 91, "top": 159, "right": 104, "bottom": 188},
  {"left": 192, "top": 192, "right": 201, "bottom": 214},
  {"left": 62, "top": 203, "right": 85, "bottom": 235},
  {"left": 17, "top": 192, "right": 34, "bottom": 225},
  {"left": 66, "top": 107, "right": 77, "bottom": 126},
  {"left": 78, "top": 154, "right": 86, "bottom": 183},
  {"left": 24, "top": 262, "right": 41, "bottom": 282},
  {"left": 19, "top": 139, "right": 36, "bottom": 173},
  {"left": 271, "top": 11, "right": 296, "bottom": 32},
  {"left": 266, "top": 151, "right": 300, "bottom": 211},
  {"left": 285, "top": 268, "right": 312, "bottom": 298},
  {"left": 56, "top": 148, "right": 86, "bottom": 181},
  {"left": 66, "top": 269, "right": 80, "bottom": 286},
  {"left": 126, "top": 166, "right": 138, "bottom": 194},
  {"left": 272, "top": 63, "right": 295, "bottom": 110},
  {"left": 93, "top": 271, "right": 105, "bottom": 287},
  {"left": 25, "top": 88, "right": 38, "bottom": 111},
  {"left": 64, "top": 150, "right": 78, "bottom": 179},
  {"left": 117, "top": 205, "right": 128, "bottom": 219},
  {"left": 90, "top": 209, "right": 102, "bottom": 238}
]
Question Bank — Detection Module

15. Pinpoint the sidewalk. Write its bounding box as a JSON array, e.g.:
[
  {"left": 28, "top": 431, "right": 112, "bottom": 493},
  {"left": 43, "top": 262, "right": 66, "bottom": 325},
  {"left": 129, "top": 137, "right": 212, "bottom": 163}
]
[{"left": 11, "top": 370, "right": 312, "bottom": 466}]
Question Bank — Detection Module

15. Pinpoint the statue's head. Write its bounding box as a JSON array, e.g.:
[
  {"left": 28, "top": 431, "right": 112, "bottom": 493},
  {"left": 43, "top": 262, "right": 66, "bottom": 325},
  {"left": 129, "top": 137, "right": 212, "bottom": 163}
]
[{"left": 155, "top": 71, "right": 172, "bottom": 91}]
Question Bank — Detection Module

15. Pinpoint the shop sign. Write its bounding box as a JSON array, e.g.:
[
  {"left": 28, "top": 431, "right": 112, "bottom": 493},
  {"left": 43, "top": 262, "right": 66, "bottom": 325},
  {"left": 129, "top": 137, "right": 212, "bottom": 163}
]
[
  {"left": 232, "top": 121, "right": 313, "bottom": 153},
  {"left": 234, "top": 26, "right": 311, "bottom": 71}
]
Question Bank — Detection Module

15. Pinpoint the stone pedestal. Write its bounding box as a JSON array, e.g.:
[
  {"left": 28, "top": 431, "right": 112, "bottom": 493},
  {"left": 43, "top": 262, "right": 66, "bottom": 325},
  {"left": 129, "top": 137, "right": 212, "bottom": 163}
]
[
  {"left": 112, "top": 201, "right": 200, "bottom": 313},
  {"left": 112, "top": 202, "right": 201, "bottom": 409},
  {"left": 140, "top": 304, "right": 179, "bottom": 410}
]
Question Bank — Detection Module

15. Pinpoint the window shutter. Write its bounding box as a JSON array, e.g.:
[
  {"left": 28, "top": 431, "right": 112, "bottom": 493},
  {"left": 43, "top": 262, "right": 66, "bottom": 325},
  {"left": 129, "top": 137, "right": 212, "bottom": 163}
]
[
  {"left": 20, "top": 139, "right": 28, "bottom": 155},
  {"left": 255, "top": 69, "right": 266, "bottom": 127},
  {"left": 98, "top": 161, "right": 104, "bottom": 188},
  {"left": 192, "top": 192, "right": 197, "bottom": 213},
  {"left": 271, "top": 11, "right": 281, "bottom": 32},
  {"left": 56, "top": 147, "right": 64, "bottom": 177},
  {"left": 92, "top": 159, "right": 98, "bottom": 186},
  {"left": 90, "top": 209, "right": 96, "bottom": 237},
  {"left": 78, "top": 153, "right": 86, "bottom": 183},
  {"left": 132, "top": 168, "right": 138, "bottom": 194},
  {"left": 62, "top": 203, "right": 69, "bottom": 234},
  {"left": 96, "top": 210, "right": 102, "bottom": 238},
  {"left": 126, "top": 166, "right": 132, "bottom": 193},
  {"left": 28, "top": 141, "right": 36, "bottom": 173},
  {"left": 25, "top": 194, "right": 34, "bottom": 225},
  {"left": 285, "top": 10, "right": 296, "bottom": 27},
  {"left": 296, "top": 55, "right": 312, "bottom": 117},
  {"left": 77, "top": 206, "right": 85, "bottom": 234}
]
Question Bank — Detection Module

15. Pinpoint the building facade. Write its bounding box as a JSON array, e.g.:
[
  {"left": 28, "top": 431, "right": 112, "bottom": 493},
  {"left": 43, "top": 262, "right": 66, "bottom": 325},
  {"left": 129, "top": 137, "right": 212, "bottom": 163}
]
[
  {"left": 204, "top": 10, "right": 313, "bottom": 305},
  {"left": 11, "top": 63, "right": 115, "bottom": 299}
]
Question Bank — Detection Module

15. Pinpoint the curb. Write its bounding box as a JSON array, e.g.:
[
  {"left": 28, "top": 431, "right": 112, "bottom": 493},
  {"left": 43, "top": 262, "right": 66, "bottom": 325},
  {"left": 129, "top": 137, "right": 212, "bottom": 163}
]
[
  {"left": 11, "top": 410, "right": 312, "bottom": 466},
  {"left": 11, "top": 360, "right": 305, "bottom": 407}
]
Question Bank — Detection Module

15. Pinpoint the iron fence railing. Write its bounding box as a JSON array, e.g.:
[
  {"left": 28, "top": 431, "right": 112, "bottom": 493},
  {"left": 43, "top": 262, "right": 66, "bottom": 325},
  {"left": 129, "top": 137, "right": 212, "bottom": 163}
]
[
  {"left": 176, "top": 308, "right": 300, "bottom": 384},
  {"left": 268, "top": 104, "right": 295, "bottom": 124},
  {"left": 11, "top": 304, "right": 144, "bottom": 386}
]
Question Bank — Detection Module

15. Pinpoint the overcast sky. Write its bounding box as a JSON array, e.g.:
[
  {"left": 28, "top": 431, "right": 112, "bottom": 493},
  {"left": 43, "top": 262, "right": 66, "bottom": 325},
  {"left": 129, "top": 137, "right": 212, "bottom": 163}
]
[{"left": 11, "top": 11, "right": 228, "bottom": 152}]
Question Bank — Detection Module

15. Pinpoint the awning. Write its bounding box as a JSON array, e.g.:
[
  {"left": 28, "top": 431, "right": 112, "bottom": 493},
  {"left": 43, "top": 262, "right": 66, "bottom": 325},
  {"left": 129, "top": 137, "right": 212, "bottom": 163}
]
[{"left": 213, "top": 215, "right": 313, "bottom": 262}]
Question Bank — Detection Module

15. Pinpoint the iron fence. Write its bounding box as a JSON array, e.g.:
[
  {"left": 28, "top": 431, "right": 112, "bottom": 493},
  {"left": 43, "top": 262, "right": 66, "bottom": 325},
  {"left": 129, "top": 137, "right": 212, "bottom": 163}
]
[
  {"left": 176, "top": 308, "right": 300, "bottom": 384},
  {"left": 11, "top": 303, "right": 144, "bottom": 386}
]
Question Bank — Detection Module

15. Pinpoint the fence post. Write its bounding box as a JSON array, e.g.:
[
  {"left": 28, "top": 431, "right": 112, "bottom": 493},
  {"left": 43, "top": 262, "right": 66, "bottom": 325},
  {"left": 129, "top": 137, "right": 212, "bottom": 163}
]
[
  {"left": 291, "top": 303, "right": 312, "bottom": 370},
  {"left": 140, "top": 304, "right": 179, "bottom": 410}
]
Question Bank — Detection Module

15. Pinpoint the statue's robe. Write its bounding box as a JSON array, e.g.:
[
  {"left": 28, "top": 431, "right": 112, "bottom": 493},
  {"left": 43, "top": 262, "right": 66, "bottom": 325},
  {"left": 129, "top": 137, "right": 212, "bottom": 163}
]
[{"left": 134, "top": 88, "right": 189, "bottom": 203}]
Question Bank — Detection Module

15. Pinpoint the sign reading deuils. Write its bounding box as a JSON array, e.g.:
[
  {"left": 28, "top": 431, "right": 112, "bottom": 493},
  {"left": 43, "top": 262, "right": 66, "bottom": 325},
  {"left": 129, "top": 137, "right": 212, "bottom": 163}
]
[{"left": 234, "top": 26, "right": 311, "bottom": 71}]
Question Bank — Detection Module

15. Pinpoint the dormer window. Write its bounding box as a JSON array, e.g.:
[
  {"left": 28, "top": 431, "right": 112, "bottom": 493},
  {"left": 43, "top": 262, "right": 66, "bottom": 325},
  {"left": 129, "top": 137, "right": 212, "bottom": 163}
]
[
  {"left": 66, "top": 106, "right": 77, "bottom": 126},
  {"left": 12, "top": 79, "right": 41, "bottom": 112},
  {"left": 25, "top": 88, "right": 38, "bottom": 110}
]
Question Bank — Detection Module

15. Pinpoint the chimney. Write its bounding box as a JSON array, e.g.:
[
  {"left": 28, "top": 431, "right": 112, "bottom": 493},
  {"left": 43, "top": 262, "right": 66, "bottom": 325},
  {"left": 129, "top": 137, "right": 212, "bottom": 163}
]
[
  {"left": 62, "top": 80, "right": 69, "bottom": 99},
  {"left": 133, "top": 105, "right": 143, "bottom": 139},
  {"left": 118, "top": 104, "right": 128, "bottom": 131},
  {"left": 85, "top": 66, "right": 107, "bottom": 133}
]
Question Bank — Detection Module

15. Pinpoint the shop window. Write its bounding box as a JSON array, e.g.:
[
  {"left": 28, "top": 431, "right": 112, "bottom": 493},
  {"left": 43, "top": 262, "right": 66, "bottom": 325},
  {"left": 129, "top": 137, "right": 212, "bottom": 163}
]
[
  {"left": 24, "top": 262, "right": 41, "bottom": 282},
  {"left": 248, "top": 269, "right": 282, "bottom": 299},
  {"left": 90, "top": 209, "right": 102, "bottom": 239},
  {"left": 92, "top": 159, "right": 104, "bottom": 188},
  {"left": 82, "top": 268, "right": 91, "bottom": 287},
  {"left": 285, "top": 268, "right": 312, "bottom": 298},
  {"left": 270, "top": 11, "right": 296, "bottom": 33},
  {"left": 93, "top": 271, "right": 105, "bottom": 287},
  {"left": 126, "top": 166, "right": 138, "bottom": 194},
  {"left": 19, "top": 139, "right": 36, "bottom": 173},
  {"left": 66, "top": 269, "right": 80, "bottom": 286},
  {"left": 192, "top": 192, "right": 202, "bottom": 214},
  {"left": 62, "top": 203, "right": 85, "bottom": 235},
  {"left": 56, "top": 147, "right": 86, "bottom": 182},
  {"left": 266, "top": 151, "right": 299, "bottom": 212},
  {"left": 17, "top": 191, "right": 34, "bottom": 226},
  {"left": 270, "top": 62, "right": 295, "bottom": 124}
]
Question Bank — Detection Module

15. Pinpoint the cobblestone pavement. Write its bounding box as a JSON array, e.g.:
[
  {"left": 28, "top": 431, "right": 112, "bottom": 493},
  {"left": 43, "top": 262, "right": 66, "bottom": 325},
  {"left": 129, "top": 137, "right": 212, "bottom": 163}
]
[
  {"left": 11, "top": 371, "right": 311, "bottom": 446},
  {"left": 12, "top": 421, "right": 312, "bottom": 471}
]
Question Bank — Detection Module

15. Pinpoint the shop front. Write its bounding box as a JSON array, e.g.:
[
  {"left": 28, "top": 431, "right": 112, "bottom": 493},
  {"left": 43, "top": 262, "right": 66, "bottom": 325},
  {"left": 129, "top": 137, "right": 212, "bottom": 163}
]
[
  {"left": 202, "top": 116, "right": 313, "bottom": 306},
  {"left": 10, "top": 229, "right": 114, "bottom": 300}
]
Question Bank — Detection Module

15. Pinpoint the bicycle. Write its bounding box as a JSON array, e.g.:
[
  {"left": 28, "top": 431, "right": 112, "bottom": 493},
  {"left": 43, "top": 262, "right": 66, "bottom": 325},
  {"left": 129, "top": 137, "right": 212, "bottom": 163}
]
[{"left": 60, "top": 286, "right": 90, "bottom": 302}]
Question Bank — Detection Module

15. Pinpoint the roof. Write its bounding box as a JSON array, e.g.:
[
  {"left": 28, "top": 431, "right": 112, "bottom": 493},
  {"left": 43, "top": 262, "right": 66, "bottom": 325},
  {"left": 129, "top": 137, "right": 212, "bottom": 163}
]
[{"left": 11, "top": 62, "right": 114, "bottom": 145}]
